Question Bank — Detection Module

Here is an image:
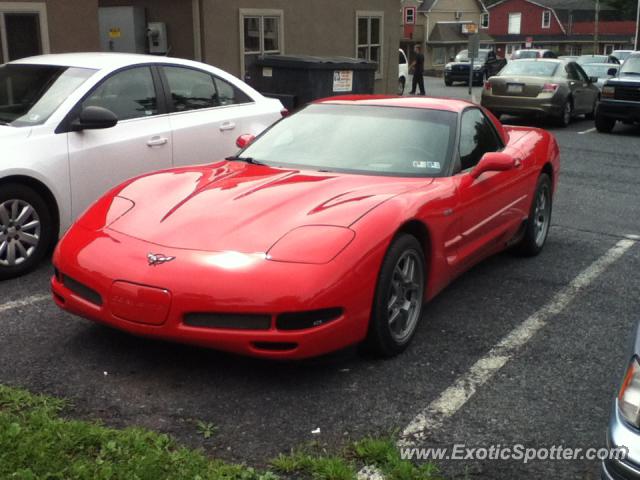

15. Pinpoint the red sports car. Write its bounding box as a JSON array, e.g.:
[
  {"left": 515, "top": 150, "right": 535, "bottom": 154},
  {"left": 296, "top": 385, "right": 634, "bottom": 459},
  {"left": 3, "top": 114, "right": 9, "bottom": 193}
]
[{"left": 51, "top": 96, "right": 560, "bottom": 359}]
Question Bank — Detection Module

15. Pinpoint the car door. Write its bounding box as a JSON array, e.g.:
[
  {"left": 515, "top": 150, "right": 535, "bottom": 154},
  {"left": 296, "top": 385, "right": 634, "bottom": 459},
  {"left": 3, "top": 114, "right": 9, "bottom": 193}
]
[
  {"left": 574, "top": 62, "right": 599, "bottom": 111},
  {"left": 453, "top": 108, "right": 526, "bottom": 269},
  {"left": 160, "top": 65, "right": 262, "bottom": 167},
  {"left": 67, "top": 66, "right": 172, "bottom": 219},
  {"left": 565, "top": 62, "right": 591, "bottom": 113}
]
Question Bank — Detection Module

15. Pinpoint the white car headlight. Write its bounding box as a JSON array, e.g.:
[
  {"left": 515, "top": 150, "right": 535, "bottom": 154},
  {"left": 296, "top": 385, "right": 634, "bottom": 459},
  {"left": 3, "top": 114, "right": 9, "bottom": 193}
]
[
  {"left": 445, "top": 64, "right": 452, "bottom": 71},
  {"left": 619, "top": 356, "right": 640, "bottom": 427}
]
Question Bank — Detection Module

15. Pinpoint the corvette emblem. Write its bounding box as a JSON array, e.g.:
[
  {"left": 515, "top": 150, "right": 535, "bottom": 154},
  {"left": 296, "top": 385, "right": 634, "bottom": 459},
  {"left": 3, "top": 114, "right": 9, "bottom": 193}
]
[{"left": 147, "top": 253, "right": 175, "bottom": 266}]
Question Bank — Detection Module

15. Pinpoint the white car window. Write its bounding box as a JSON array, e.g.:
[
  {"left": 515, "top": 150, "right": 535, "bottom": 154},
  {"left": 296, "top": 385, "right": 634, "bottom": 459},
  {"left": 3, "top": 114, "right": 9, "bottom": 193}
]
[
  {"left": 83, "top": 67, "right": 158, "bottom": 121},
  {"left": 213, "top": 76, "right": 252, "bottom": 106},
  {"left": 164, "top": 66, "right": 219, "bottom": 112}
]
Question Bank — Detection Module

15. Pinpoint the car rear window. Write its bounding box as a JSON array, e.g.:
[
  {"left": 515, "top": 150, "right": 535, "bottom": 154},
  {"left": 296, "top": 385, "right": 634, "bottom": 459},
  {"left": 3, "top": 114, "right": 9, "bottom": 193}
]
[{"left": 499, "top": 61, "right": 558, "bottom": 77}]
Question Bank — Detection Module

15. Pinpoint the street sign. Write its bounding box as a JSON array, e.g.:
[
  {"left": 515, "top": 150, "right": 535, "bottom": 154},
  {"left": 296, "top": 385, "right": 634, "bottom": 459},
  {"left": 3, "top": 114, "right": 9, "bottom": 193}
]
[
  {"left": 462, "top": 23, "right": 478, "bottom": 34},
  {"left": 468, "top": 33, "right": 480, "bottom": 58},
  {"left": 525, "top": 36, "right": 533, "bottom": 48}
]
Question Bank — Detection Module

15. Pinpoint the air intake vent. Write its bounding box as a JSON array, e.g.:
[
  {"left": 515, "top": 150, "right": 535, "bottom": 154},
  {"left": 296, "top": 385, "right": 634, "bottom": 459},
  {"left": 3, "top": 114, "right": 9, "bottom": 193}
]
[
  {"left": 183, "top": 313, "right": 271, "bottom": 330},
  {"left": 61, "top": 274, "right": 103, "bottom": 306}
]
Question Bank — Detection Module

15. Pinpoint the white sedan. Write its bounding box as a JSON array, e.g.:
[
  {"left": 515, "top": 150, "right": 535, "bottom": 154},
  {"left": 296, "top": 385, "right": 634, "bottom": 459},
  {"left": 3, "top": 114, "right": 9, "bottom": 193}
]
[{"left": 0, "top": 53, "right": 284, "bottom": 279}]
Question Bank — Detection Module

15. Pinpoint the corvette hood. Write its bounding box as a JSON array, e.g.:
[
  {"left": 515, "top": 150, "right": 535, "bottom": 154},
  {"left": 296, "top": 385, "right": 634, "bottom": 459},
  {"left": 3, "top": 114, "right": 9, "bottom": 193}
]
[{"left": 108, "top": 161, "right": 429, "bottom": 252}]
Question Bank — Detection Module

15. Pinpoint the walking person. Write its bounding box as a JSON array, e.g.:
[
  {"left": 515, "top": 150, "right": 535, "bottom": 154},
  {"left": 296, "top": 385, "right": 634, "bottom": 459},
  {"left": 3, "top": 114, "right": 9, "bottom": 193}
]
[{"left": 409, "top": 44, "right": 425, "bottom": 95}]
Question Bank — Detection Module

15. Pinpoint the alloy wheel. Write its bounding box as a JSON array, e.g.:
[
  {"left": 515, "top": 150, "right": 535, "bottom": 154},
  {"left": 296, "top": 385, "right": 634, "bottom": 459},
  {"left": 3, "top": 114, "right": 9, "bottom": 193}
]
[
  {"left": 0, "top": 199, "right": 41, "bottom": 267},
  {"left": 387, "top": 250, "right": 424, "bottom": 344},
  {"left": 534, "top": 185, "right": 551, "bottom": 247}
]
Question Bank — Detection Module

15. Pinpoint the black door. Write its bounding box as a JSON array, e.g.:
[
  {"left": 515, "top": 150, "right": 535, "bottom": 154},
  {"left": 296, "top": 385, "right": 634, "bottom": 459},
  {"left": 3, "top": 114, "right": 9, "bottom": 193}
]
[{"left": 5, "top": 13, "right": 42, "bottom": 61}]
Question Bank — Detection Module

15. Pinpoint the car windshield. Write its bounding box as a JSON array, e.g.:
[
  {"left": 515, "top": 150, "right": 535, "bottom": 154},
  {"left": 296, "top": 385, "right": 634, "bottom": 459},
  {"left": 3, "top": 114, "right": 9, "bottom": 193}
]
[
  {"left": 455, "top": 50, "right": 488, "bottom": 62},
  {"left": 577, "top": 55, "right": 608, "bottom": 64},
  {"left": 581, "top": 64, "right": 617, "bottom": 78},
  {"left": 499, "top": 60, "right": 558, "bottom": 77},
  {"left": 0, "top": 64, "right": 96, "bottom": 127},
  {"left": 620, "top": 56, "right": 640, "bottom": 75},
  {"left": 239, "top": 104, "right": 458, "bottom": 177},
  {"left": 514, "top": 51, "right": 539, "bottom": 59},
  {"left": 613, "top": 51, "right": 632, "bottom": 61}
]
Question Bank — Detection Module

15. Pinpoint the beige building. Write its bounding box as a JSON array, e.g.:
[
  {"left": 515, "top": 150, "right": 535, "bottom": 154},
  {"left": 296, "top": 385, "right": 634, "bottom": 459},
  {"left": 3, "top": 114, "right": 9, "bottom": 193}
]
[
  {"left": 400, "top": 0, "right": 493, "bottom": 74},
  {"left": 1, "top": 0, "right": 400, "bottom": 95}
]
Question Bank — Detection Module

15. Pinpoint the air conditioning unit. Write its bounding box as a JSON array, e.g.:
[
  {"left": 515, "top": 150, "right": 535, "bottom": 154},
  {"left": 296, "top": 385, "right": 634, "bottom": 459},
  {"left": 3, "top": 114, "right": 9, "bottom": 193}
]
[{"left": 455, "top": 11, "right": 463, "bottom": 19}]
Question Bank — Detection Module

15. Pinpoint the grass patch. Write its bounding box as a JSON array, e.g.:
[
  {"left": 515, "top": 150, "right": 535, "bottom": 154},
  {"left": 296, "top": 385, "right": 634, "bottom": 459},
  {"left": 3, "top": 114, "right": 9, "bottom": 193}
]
[{"left": 0, "top": 385, "right": 440, "bottom": 480}]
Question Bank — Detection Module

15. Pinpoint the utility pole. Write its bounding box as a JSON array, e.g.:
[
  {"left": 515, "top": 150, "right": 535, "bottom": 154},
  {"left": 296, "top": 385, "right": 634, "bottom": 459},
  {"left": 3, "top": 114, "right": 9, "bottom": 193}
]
[{"left": 594, "top": 0, "right": 600, "bottom": 54}]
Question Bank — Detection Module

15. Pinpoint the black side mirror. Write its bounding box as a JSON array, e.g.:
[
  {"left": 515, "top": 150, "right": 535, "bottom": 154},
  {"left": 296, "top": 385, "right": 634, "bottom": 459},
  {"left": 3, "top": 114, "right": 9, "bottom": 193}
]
[
  {"left": 71, "top": 106, "right": 118, "bottom": 132},
  {"left": 589, "top": 76, "right": 599, "bottom": 83},
  {"left": 607, "top": 67, "right": 618, "bottom": 77}
]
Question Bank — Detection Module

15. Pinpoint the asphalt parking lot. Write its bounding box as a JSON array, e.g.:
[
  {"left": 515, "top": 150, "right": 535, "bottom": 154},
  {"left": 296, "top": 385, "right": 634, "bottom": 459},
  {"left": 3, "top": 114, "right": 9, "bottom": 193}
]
[{"left": 1, "top": 76, "right": 639, "bottom": 478}]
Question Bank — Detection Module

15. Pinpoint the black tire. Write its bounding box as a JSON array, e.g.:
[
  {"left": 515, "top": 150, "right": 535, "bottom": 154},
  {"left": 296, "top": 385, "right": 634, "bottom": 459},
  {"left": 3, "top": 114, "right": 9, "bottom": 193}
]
[
  {"left": 398, "top": 77, "right": 406, "bottom": 96},
  {"left": 444, "top": 79, "right": 453, "bottom": 86},
  {"left": 363, "top": 234, "right": 426, "bottom": 357},
  {"left": 595, "top": 112, "right": 616, "bottom": 133},
  {"left": 514, "top": 174, "right": 552, "bottom": 257},
  {"left": 0, "top": 183, "right": 54, "bottom": 280},
  {"left": 557, "top": 99, "right": 573, "bottom": 127}
]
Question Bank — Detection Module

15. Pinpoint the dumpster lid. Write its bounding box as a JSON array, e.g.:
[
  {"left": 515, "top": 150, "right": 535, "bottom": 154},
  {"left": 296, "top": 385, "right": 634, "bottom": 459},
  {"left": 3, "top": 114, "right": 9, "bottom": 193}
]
[{"left": 255, "top": 54, "right": 377, "bottom": 70}]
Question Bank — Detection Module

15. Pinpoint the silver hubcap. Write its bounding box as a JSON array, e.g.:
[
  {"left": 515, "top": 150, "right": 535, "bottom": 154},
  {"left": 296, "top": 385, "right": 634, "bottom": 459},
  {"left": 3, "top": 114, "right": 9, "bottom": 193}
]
[
  {"left": 0, "top": 199, "right": 41, "bottom": 267},
  {"left": 534, "top": 185, "right": 551, "bottom": 247},
  {"left": 387, "top": 250, "right": 424, "bottom": 344}
]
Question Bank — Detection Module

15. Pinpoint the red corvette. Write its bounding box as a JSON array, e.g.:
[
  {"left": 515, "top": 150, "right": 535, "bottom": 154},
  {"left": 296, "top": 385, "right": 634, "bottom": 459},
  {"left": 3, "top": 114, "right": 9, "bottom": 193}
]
[{"left": 51, "top": 96, "right": 560, "bottom": 359}]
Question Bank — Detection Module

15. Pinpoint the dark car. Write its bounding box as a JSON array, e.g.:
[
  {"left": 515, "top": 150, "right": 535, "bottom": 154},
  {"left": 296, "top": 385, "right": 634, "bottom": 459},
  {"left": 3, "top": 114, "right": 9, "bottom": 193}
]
[
  {"left": 602, "top": 321, "right": 640, "bottom": 479},
  {"left": 481, "top": 59, "right": 599, "bottom": 127},
  {"left": 511, "top": 49, "right": 557, "bottom": 60},
  {"left": 595, "top": 53, "right": 640, "bottom": 133},
  {"left": 444, "top": 49, "right": 507, "bottom": 86}
]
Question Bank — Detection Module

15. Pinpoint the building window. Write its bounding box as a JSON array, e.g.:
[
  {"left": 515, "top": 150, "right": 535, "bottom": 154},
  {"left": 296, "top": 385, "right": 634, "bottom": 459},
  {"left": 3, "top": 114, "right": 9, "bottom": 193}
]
[
  {"left": 356, "top": 11, "right": 384, "bottom": 77},
  {"left": 542, "top": 10, "right": 551, "bottom": 29},
  {"left": 404, "top": 7, "right": 415, "bottom": 25},
  {"left": 480, "top": 13, "right": 489, "bottom": 29},
  {"left": 569, "top": 45, "right": 582, "bottom": 56},
  {"left": 508, "top": 13, "right": 521, "bottom": 35},
  {"left": 0, "top": 2, "right": 50, "bottom": 63},
  {"left": 604, "top": 44, "right": 614, "bottom": 54},
  {"left": 239, "top": 9, "right": 283, "bottom": 80}
]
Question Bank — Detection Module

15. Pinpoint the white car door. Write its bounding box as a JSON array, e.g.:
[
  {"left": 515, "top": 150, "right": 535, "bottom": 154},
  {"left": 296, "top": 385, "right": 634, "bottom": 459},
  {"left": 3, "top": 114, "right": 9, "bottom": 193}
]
[
  {"left": 160, "top": 65, "right": 274, "bottom": 166},
  {"left": 67, "top": 66, "right": 172, "bottom": 218}
]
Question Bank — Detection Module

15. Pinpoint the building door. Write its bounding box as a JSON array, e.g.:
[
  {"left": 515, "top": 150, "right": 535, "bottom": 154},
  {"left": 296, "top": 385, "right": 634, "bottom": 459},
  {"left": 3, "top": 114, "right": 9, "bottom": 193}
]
[{"left": 4, "top": 13, "right": 41, "bottom": 60}]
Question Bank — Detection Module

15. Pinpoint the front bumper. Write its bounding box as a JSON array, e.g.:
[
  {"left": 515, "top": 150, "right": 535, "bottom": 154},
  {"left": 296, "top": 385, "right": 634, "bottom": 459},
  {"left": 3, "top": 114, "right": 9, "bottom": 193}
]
[
  {"left": 481, "top": 92, "right": 562, "bottom": 117},
  {"left": 597, "top": 100, "right": 640, "bottom": 122},
  {"left": 51, "top": 226, "right": 380, "bottom": 359},
  {"left": 444, "top": 69, "right": 483, "bottom": 83},
  {"left": 602, "top": 400, "right": 640, "bottom": 480}
]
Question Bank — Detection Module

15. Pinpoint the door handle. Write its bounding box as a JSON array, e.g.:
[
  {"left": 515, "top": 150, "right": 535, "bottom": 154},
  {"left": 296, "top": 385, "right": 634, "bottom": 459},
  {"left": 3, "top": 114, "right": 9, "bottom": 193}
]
[
  {"left": 219, "top": 121, "right": 236, "bottom": 132},
  {"left": 146, "top": 136, "right": 168, "bottom": 147}
]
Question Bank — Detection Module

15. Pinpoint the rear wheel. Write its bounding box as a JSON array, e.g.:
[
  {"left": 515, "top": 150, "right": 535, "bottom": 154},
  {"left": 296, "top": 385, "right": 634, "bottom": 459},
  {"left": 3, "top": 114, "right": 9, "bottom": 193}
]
[
  {"left": 514, "top": 174, "right": 552, "bottom": 257},
  {"left": 364, "top": 234, "right": 426, "bottom": 357},
  {"left": 595, "top": 112, "right": 616, "bottom": 133},
  {"left": 398, "top": 77, "right": 406, "bottom": 96},
  {"left": 0, "top": 183, "right": 54, "bottom": 280},
  {"left": 557, "top": 99, "right": 573, "bottom": 127}
]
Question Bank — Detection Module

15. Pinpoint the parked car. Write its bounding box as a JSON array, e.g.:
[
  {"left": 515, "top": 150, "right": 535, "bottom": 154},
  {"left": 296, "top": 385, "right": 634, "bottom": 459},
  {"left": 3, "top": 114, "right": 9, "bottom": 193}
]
[
  {"left": 52, "top": 96, "right": 560, "bottom": 359},
  {"left": 558, "top": 55, "right": 578, "bottom": 61},
  {"left": 601, "top": 321, "right": 640, "bottom": 480},
  {"left": 595, "top": 53, "right": 640, "bottom": 133},
  {"left": 511, "top": 49, "right": 557, "bottom": 60},
  {"left": 577, "top": 54, "right": 620, "bottom": 65},
  {"left": 612, "top": 50, "right": 636, "bottom": 63},
  {"left": 399, "top": 49, "right": 409, "bottom": 95},
  {"left": 0, "top": 53, "right": 284, "bottom": 279},
  {"left": 444, "top": 49, "right": 507, "bottom": 86},
  {"left": 481, "top": 59, "right": 599, "bottom": 126},
  {"left": 580, "top": 63, "right": 620, "bottom": 91}
]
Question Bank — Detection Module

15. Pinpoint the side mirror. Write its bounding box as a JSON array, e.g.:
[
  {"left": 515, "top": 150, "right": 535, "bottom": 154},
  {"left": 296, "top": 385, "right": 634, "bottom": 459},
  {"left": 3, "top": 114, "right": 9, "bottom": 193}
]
[
  {"left": 607, "top": 67, "right": 618, "bottom": 77},
  {"left": 589, "top": 76, "right": 599, "bottom": 83},
  {"left": 471, "top": 152, "right": 518, "bottom": 179},
  {"left": 71, "top": 106, "right": 118, "bottom": 132},
  {"left": 236, "top": 134, "right": 255, "bottom": 149}
]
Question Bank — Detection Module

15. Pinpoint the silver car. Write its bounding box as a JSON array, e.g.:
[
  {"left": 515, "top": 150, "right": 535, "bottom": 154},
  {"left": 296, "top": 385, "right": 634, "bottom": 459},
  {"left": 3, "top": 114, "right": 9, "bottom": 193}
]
[{"left": 581, "top": 63, "right": 620, "bottom": 91}]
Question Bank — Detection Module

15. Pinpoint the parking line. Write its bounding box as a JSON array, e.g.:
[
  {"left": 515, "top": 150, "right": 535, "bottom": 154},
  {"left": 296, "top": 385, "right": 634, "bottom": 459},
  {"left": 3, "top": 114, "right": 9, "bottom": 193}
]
[
  {"left": 578, "top": 127, "right": 596, "bottom": 135},
  {"left": 0, "top": 293, "right": 50, "bottom": 314},
  {"left": 397, "top": 237, "right": 636, "bottom": 447}
]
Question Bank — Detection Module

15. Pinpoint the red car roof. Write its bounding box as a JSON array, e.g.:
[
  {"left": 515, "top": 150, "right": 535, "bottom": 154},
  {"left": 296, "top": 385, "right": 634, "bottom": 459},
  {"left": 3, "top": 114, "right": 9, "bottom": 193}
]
[{"left": 316, "top": 95, "right": 473, "bottom": 113}]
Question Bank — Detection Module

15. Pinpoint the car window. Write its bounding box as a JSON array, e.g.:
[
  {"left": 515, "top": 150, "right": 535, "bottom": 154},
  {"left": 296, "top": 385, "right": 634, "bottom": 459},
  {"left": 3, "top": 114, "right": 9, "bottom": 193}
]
[
  {"left": 459, "top": 108, "right": 501, "bottom": 172},
  {"left": 565, "top": 63, "right": 580, "bottom": 81},
  {"left": 574, "top": 64, "right": 589, "bottom": 82},
  {"left": 83, "top": 67, "right": 157, "bottom": 121},
  {"left": 213, "top": 76, "right": 252, "bottom": 106},
  {"left": 164, "top": 66, "right": 220, "bottom": 112}
]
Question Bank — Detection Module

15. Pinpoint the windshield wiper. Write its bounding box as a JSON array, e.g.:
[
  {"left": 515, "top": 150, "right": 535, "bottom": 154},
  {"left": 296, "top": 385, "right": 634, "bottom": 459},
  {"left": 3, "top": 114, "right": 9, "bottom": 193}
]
[{"left": 225, "top": 155, "right": 266, "bottom": 166}]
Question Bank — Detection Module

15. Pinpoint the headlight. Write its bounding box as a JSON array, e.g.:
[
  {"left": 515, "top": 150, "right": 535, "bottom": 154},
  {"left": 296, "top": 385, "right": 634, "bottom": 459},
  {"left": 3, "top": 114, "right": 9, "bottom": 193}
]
[
  {"left": 267, "top": 225, "right": 355, "bottom": 264},
  {"left": 77, "top": 195, "right": 134, "bottom": 230},
  {"left": 473, "top": 65, "right": 483, "bottom": 70},
  {"left": 602, "top": 85, "right": 615, "bottom": 98},
  {"left": 619, "top": 356, "right": 640, "bottom": 427},
  {"left": 445, "top": 64, "right": 452, "bottom": 71}
]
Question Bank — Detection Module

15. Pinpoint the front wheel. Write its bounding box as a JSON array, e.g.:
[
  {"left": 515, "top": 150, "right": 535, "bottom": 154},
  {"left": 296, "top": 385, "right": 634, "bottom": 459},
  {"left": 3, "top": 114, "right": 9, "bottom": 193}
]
[
  {"left": 595, "top": 112, "right": 616, "bottom": 133},
  {"left": 444, "top": 79, "right": 453, "bottom": 86},
  {"left": 363, "top": 234, "right": 426, "bottom": 357},
  {"left": 514, "top": 174, "right": 552, "bottom": 257},
  {"left": 0, "top": 183, "right": 54, "bottom": 280}
]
